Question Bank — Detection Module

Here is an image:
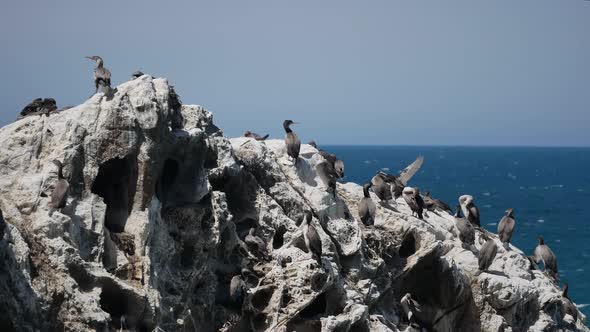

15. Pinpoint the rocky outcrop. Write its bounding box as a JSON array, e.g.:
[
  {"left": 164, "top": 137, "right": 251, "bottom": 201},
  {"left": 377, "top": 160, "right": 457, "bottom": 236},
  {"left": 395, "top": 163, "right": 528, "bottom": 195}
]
[{"left": 0, "top": 76, "right": 587, "bottom": 331}]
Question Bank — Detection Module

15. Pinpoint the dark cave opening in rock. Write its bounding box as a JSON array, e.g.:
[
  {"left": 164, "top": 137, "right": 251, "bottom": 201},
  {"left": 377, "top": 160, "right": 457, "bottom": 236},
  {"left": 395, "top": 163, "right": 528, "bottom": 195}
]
[
  {"left": 236, "top": 217, "right": 258, "bottom": 240},
  {"left": 272, "top": 225, "right": 287, "bottom": 249},
  {"left": 251, "top": 287, "right": 275, "bottom": 311},
  {"left": 98, "top": 280, "right": 154, "bottom": 332},
  {"left": 251, "top": 313, "right": 269, "bottom": 331},
  {"left": 399, "top": 231, "right": 419, "bottom": 258},
  {"left": 155, "top": 158, "right": 179, "bottom": 206},
  {"left": 299, "top": 292, "right": 327, "bottom": 319},
  {"left": 91, "top": 155, "right": 138, "bottom": 233},
  {"left": 180, "top": 243, "right": 195, "bottom": 268}
]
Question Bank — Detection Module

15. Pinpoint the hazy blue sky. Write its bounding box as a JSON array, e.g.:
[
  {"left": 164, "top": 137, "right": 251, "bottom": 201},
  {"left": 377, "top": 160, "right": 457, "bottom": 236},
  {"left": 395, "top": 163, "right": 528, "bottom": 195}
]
[{"left": 1, "top": 0, "right": 589, "bottom": 146}]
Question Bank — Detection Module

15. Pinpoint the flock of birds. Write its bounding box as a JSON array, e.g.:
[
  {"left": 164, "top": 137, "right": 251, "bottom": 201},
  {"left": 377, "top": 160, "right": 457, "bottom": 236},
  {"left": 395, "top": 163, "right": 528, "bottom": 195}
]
[{"left": 7, "top": 56, "right": 579, "bottom": 328}]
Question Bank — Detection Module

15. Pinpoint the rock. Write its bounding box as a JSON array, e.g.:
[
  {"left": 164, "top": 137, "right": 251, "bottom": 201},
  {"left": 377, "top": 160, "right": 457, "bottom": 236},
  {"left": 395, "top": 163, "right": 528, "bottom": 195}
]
[{"left": 0, "top": 77, "right": 587, "bottom": 332}]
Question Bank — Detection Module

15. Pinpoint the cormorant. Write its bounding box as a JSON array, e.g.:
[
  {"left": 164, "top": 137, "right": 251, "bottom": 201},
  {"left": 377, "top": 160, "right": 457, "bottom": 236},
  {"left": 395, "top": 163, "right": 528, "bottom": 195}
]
[
  {"left": 244, "top": 131, "right": 269, "bottom": 141},
  {"left": 402, "top": 187, "right": 424, "bottom": 219},
  {"left": 400, "top": 293, "right": 432, "bottom": 330},
  {"left": 534, "top": 236, "right": 558, "bottom": 278},
  {"left": 302, "top": 211, "right": 322, "bottom": 262},
  {"left": 229, "top": 274, "right": 247, "bottom": 307},
  {"left": 283, "top": 120, "right": 300, "bottom": 164},
  {"left": 19, "top": 98, "right": 57, "bottom": 118},
  {"left": 562, "top": 283, "right": 578, "bottom": 322},
  {"left": 50, "top": 160, "right": 69, "bottom": 211},
  {"left": 497, "top": 208, "right": 515, "bottom": 249},
  {"left": 131, "top": 70, "right": 144, "bottom": 79},
  {"left": 85, "top": 56, "right": 112, "bottom": 93},
  {"left": 454, "top": 205, "right": 474, "bottom": 247},
  {"left": 316, "top": 162, "right": 337, "bottom": 197},
  {"left": 358, "top": 183, "right": 376, "bottom": 226},
  {"left": 318, "top": 150, "right": 344, "bottom": 179},
  {"left": 371, "top": 173, "right": 393, "bottom": 204},
  {"left": 422, "top": 191, "right": 452, "bottom": 213},
  {"left": 377, "top": 155, "right": 424, "bottom": 200},
  {"left": 459, "top": 195, "right": 481, "bottom": 227},
  {"left": 478, "top": 234, "right": 498, "bottom": 272},
  {"left": 245, "top": 228, "right": 267, "bottom": 259}
]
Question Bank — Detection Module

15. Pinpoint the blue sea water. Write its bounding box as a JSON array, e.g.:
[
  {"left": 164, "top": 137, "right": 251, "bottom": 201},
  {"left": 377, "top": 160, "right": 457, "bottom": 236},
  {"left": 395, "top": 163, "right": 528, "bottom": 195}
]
[{"left": 324, "top": 145, "right": 590, "bottom": 317}]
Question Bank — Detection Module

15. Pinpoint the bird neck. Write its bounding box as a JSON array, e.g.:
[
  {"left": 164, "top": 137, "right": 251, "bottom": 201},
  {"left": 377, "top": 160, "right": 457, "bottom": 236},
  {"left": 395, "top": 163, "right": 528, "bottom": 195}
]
[
  {"left": 283, "top": 123, "right": 292, "bottom": 133},
  {"left": 57, "top": 165, "right": 64, "bottom": 179},
  {"left": 363, "top": 186, "right": 370, "bottom": 198},
  {"left": 96, "top": 59, "right": 104, "bottom": 68}
]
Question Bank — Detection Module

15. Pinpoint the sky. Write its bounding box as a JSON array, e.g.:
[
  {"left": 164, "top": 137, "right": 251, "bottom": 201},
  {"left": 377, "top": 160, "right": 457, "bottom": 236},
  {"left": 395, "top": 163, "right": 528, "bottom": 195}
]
[{"left": 1, "top": 0, "right": 589, "bottom": 146}]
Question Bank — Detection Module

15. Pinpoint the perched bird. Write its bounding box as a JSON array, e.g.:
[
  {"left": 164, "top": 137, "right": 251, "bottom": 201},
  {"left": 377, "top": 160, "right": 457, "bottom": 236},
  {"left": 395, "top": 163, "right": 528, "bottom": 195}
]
[
  {"left": 454, "top": 205, "right": 474, "bottom": 246},
  {"left": 497, "top": 208, "right": 515, "bottom": 249},
  {"left": 50, "top": 160, "right": 69, "bottom": 211},
  {"left": 308, "top": 141, "right": 318, "bottom": 148},
  {"left": 229, "top": 274, "right": 247, "bottom": 307},
  {"left": 422, "top": 191, "right": 452, "bottom": 213},
  {"left": 402, "top": 187, "right": 424, "bottom": 219},
  {"left": 245, "top": 228, "right": 267, "bottom": 259},
  {"left": 19, "top": 98, "right": 57, "bottom": 118},
  {"left": 244, "top": 131, "right": 269, "bottom": 141},
  {"left": 131, "top": 70, "right": 144, "bottom": 79},
  {"left": 377, "top": 155, "right": 424, "bottom": 200},
  {"left": 358, "top": 183, "right": 376, "bottom": 226},
  {"left": 370, "top": 173, "right": 393, "bottom": 204},
  {"left": 85, "top": 56, "right": 112, "bottom": 93},
  {"left": 318, "top": 150, "right": 344, "bottom": 179},
  {"left": 302, "top": 211, "right": 322, "bottom": 261},
  {"left": 534, "top": 236, "right": 558, "bottom": 278},
  {"left": 334, "top": 159, "right": 345, "bottom": 179},
  {"left": 283, "top": 120, "right": 300, "bottom": 164},
  {"left": 562, "top": 283, "right": 578, "bottom": 322},
  {"left": 459, "top": 195, "right": 481, "bottom": 227},
  {"left": 478, "top": 234, "right": 498, "bottom": 272},
  {"left": 168, "top": 85, "right": 184, "bottom": 130},
  {"left": 316, "top": 162, "right": 337, "bottom": 197}
]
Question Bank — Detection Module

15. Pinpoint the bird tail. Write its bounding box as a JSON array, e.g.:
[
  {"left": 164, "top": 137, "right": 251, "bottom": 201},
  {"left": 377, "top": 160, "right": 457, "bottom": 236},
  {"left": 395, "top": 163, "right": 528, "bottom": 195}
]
[{"left": 262, "top": 134, "right": 269, "bottom": 140}]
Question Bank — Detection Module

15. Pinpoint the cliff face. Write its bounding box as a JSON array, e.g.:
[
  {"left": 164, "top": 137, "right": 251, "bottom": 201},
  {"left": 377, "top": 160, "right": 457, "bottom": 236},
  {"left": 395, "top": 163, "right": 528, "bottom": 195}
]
[{"left": 0, "top": 76, "right": 586, "bottom": 332}]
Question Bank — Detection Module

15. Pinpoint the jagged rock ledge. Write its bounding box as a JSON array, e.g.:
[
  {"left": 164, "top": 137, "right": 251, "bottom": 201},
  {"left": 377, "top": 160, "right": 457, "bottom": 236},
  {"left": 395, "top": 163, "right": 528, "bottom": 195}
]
[{"left": 0, "top": 76, "right": 587, "bottom": 332}]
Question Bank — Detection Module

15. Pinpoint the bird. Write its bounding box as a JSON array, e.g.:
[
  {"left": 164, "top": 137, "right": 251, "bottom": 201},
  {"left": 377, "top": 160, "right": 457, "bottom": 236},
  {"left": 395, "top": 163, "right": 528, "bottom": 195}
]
[
  {"left": 497, "top": 208, "right": 515, "bottom": 249},
  {"left": 131, "top": 70, "right": 144, "bottom": 79},
  {"left": 376, "top": 155, "right": 424, "bottom": 200},
  {"left": 0, "top": 209, "right": 6, "bottom": 240},
  {"left": 422, "top": 191, "right": 452, "bottom": 213},
  {"left": 454, "top": 205, "right": 474, "bottom": 247},
  {"left": 245, "top": 228, "right": 267, "bottom": 259},
  {"left": 370, "top": 173, "right": 393, "bottom": 204},
  {"left": 478, "top": 234, "right": 498, "bottom": 272},
  {"left": 244, "top": 131, "right": 269, "bottom": 141},
  {"left": 168, "top": 85, "right": 183, "bottom": 130},
  {"left": 400, "top": 293, "right": 430, "bottom": 329},
  {"left": 402, "top": 187, "right": 424, "bottom": 219},
  {"left": 316, "top": 162, "right": 337, "bottom": 197},
  {"left": 50, "top": 160, "right": 69, "bottom": 211},
  {"left": 308, "top": 141, "right": 318, "bottom": 148},
  {"left": 459, "top": 195, "right": 481, "bottom": 227},
  {"left": 19, "top": 98, "right": 57, "bottom": 118},
  {"left": 317, "top": 150, "right": 344, "bottom": 179},
  {"left": 358, "top": 183, "right": 376, "bottom": 226},
  {"left": 334, "top": 159, "right": 345, "bottom": 179},
  {"left": 85, "top": 56, "right": 112, "bottom": 93},
  {"left": 283, "top": 120, "right": 300, "bottom": 164},
  {"left": 302, "top": 211, "right": 322, "bottom": 262},
  {"left": 562, "top": 283, "right": 578, "bottom": 322},
  {"left": 229, "top": 274, "right": 247, "bottom": 307},
  {"left": 534, "top": 236, "right": 558, "bottom": 279}
]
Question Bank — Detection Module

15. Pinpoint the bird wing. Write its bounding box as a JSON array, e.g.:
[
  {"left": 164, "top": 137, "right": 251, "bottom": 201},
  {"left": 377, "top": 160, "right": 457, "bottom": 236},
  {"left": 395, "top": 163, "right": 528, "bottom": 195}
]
[
  {"left": 497, "top": 216, "right": 507, "bottom": 239},
  {"left": 398, "top": 155, "right": 424, "bottom": 185},
  {"left": 51, "top": 180, "right": 69, "bottom": 208},
  {"left": 286, "top": 133, "right": 301, "bottom": 159},
  {"left": 95, "top": 67, "right": 112, "bottom": 85},
  {"left": 307, "top": 224, "right": 322, "bottom": 256}
]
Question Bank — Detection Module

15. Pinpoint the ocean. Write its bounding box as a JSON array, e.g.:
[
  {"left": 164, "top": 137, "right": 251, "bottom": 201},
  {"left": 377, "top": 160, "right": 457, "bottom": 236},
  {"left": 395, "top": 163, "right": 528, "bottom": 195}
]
[{"left": 324, "top": 145, "right": 590, "bottom": 317}]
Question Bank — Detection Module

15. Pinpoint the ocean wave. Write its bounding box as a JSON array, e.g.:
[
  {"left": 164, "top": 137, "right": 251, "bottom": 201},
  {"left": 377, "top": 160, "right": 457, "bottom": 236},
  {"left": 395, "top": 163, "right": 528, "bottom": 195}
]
[
  {"left": 537, "top": 219, "right": 545, "bottom": 223},
  {"left": 577, "top": 303, "right": 589, "bottom": 309}
]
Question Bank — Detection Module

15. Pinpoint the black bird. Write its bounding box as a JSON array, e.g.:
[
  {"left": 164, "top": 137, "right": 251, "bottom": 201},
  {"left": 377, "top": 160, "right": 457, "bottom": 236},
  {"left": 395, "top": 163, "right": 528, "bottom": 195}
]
[
  {"left": 229, "top": 273, "right": 247, "bottom": 307},
  {"left": 85, "top": 56, "right": 112, "bottom": 93},
  {"left": 302, "top": 211, "right": 322, "bottom": 262},
  {"left": 534, "top": 236, "right": 558, "bottom": 278},
  {"left": 318, "top": 150, "right": 344, "bottom": 179},
  {"left": 562, "top": 283, "right": 578, "bottom": 322},
  {"left": 0, "top": 209, "right": 6, "bottom": 239},
  {"left": 131, "top": 70, "right": 144, "bottom": 79},
  {"left": 478, "top": 234, "right": 498, "bottom": 272},
  {"left": 283, "top": 120, "right": 300, "bottom": 164},
  {"left": 400, "top": 293, "right": 433, "bottom": 330},
  {"left": 50, "top": 160, "right": 69, "bottom": 211},
  {"left": 402, "top": 187, "right": 424, "bottom": 219},
  {"left": 377, "top": 155, "right": 424, "bottom": 200},
  {"left": 422, "top": 191, "right": 452, "bottom": 213},
  {"left": 316, "top": 162, "right": 337, "bottom": 197},
  {"left": 244, "top": 131, "right": 269, "bottom": 141},
  {"left": 459, "top": 195, "right": 481, "bottom": 227},
  {"left": 497, "top": 208, "right": 515, "bottom": 249},
  {"left": 19, "top": 98, "right": 57, "bottom": 118},
  {"left": 245, "top": 228, "right": 267, "bottom": 259},
  {"left": 370, "top": 173, "right": 392, "bottom": 204},
  {"left": 454, "top": 205, "right": 475, "bottom": 246},
  {"left": 358, "top": 183, "right": 376, "bottom": 226}
]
